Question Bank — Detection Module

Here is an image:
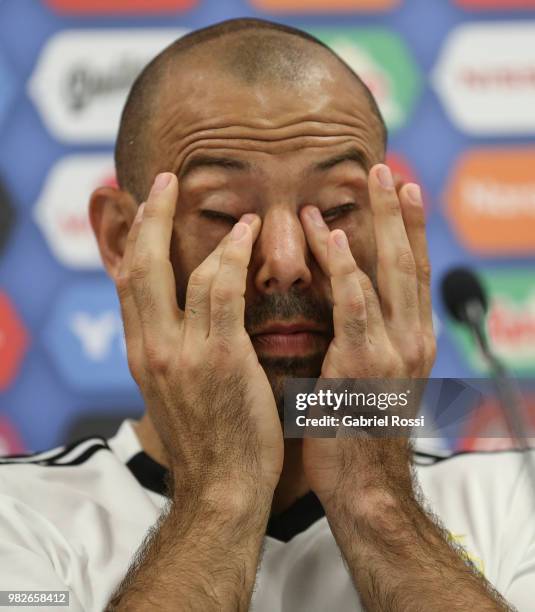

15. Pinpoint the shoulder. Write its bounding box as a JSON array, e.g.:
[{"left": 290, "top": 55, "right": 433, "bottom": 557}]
[
  {"left": 0, "top": 432, "right": 144, "bottom": 516},
  {"left": 413, "top": 445, "right": 535, "bottom": 521},
  {"left": 413, "top": 444, "right": 535, "bottom": 474},
  {"left": 0, "top": 435, "right": 110, "bottom": 469}
]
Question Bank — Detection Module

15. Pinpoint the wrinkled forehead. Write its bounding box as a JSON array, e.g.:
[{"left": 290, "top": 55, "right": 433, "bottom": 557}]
[{"left": 150, "top": 44, "right": 384, "bottom": 178}]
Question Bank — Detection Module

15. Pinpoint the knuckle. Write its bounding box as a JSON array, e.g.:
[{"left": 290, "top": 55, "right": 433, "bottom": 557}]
[
  {"left": 141, "top": 201, "right": 159, "bottom": 218},
  {"left": 396, "top": 249, "right": 416, "bottom": 275},
  {"left": 116, "top": 273, "right": 131, "bottom": 298},
  {"left": 385, "top": 195, "right": 401, "bottom": 215},
  {"left": 207, "top": 337, "right": 234, "bottom": 365},
  {"left": 211, "top": 284, "right": 235, "bottom": 306},
  {"left": 143, "top": 338, "right": 170, "bottom": 374},
  {"left": 345, "top": 293, "right": 366, "bottom": 317},
  {"left": 188, "top": 268, "right": 210, "bottom": 290},
  {"left": 342, "top": 317, "right": 367, "bottom": 344},
  {"left": 212, "top": 305, "right": 239, "bottom": 335},
  {"left": 129, "top": 255, "right": 151, "bottom": 283},
  {"left": 336, "top": 258, "right": 358, "bottom": 277},
  {"left": 404, "top": 333, "right": 425, "bottom": 371},
  {"left": 221, "top": 246, "right": 244, "bottom": 268}
]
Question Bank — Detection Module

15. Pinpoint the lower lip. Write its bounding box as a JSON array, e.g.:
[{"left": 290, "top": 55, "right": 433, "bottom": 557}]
[{"left": 252, "top": 331, "right": 324, "bottom": 356}]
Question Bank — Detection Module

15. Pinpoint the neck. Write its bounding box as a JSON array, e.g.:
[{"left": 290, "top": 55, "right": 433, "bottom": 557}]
[{"left": 133, "top": 413, "right": 310, "bottom": 515}]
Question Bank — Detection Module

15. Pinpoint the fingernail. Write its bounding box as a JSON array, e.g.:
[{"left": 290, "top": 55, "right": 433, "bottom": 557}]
[
  {"left": 334, "top": 230, "right": 347, "bottom": 250},
  {"left": 135, "top": 202, "right": 145, "bottom": 223},
  {"left": 406, "top": 184, "right": 421, "bottom": 205},
  {"left": 376, "top": 165, "right": 394, "bottom": 190},
  {"left": 153, "top": 172, "right": 173, "bottom": 192},
  {"left": 240, "top": 213, "right": 256, "bottom": 225},
  {"left": 231, "top": 222, "right": 246, "bottom": 241},
  {"left": 307, "top": 207, "right": 325, "bottom": 227}
]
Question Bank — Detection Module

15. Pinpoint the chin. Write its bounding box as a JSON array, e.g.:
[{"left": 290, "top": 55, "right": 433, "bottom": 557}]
[{"left": 260, "top": 353, "right": 325, "bottom": 420}]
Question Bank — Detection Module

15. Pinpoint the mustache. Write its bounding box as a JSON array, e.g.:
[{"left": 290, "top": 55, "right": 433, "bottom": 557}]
[{"left": 244, "top": 287, "right": 334, "bottom": 336}]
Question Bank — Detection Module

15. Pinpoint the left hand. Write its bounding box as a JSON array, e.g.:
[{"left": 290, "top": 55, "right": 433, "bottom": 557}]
[{"left": 299, "top": 163, "right": 436, "bottom": 505}]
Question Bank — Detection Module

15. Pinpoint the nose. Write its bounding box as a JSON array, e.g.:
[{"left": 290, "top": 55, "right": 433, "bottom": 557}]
[{"left": 253, "top": 208, "right": 312, "bottom": 294}]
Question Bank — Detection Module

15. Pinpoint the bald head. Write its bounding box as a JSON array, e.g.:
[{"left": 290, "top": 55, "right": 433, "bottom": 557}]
[{"left": 115, "top": 18, "right": 387, "bottom": 202}]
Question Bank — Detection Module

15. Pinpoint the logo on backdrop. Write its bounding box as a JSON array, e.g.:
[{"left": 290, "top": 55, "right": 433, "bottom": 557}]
[
  {"left": 42, "top": 280, "right": 135, "bottom": 392},
  {"left": 34, "top": 154, "right": 116, "bottom": 269},
  {"left": 0, "top": 176, "right": 15, "bottom": 256},
  {"left": 0, "top": 51, "right": 16, "bottom": 130},
  {"left": 310, "top": 28, "right": 421, "bottom": 131},
  {"left": 251, "top": 0, "right": 400, "bottom": 10},
  {"left": 447, "top": 270, "right": 535, "bottom": 376},
  {"left": 28, "top": 29, "right": 188, "bottom": 143},
  {"left": 433, "top": 22, "right": 535, "bottom": 134},
  {"left": 0, "top": 292, "right": 29, "bottom": 391},
  {"left": 445, "top": 149, "right": 535, "bottom": 255},
  {"left": 45, "top": 0, "right": 196, "bottom": 13}
]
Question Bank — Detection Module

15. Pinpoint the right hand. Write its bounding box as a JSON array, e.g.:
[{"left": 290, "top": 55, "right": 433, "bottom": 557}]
[{"left": 116, "top": 172, "right": 283, "bottom": 500}]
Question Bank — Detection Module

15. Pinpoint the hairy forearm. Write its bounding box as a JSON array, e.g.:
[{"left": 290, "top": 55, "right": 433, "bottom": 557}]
[
  {"left": 107, "top": 483, "right": 272, "bottom": 611},
  {"left": 324, "top": 477, "right": 513, "bottom": 612}
]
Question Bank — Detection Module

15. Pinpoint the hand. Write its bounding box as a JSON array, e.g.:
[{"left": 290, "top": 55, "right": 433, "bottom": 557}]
[
  {"left": 116, "top": 172, "right": 283, "bottom": 501},
  {"left": 299, "top": 163, "right": 436, "bottom": 504}
]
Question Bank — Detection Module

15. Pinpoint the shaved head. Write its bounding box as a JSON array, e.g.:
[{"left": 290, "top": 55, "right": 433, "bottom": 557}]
[{"left": 115, "top": 18, "right": 387, "bottom": 203}]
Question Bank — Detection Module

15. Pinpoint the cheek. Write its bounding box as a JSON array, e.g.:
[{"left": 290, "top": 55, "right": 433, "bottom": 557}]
[{"left": 173, "top": 216, "right": 224, "bottom": 267}]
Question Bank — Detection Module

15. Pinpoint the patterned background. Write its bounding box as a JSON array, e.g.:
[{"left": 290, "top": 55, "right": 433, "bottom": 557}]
[{"left": 0, "top": 0, "right": 534, "bottom": 455}]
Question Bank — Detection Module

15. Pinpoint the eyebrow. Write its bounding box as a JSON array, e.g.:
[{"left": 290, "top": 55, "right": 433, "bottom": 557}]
[
  {"left": 178, "top": 155, "right": 252, "bottom": 180},
  {"left": 312, "top": 147, "right": 369, "bottom": 174},
  {"left": 178, "top": 146, "right": 368, "bottom": 181}
]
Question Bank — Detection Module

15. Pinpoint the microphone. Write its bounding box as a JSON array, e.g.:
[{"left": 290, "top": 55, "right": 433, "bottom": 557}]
[
  {"left": 441, "top": 267, "right": 535, "bottom": 492},
  {"left": 441, "top": 267, "right": 490, "bottom": 356}
]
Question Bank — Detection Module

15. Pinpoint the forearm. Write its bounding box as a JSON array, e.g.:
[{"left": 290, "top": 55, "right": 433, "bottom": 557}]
[
  {"left": 323, "top": 474, "right": 513, "bottom": 611},
  {"left": 108, "top": 483, "right": 272, "bottom": 611}
]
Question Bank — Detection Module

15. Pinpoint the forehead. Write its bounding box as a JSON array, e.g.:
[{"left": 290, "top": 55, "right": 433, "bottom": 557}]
[{"left": 152, "top": 45, "right": 383, "bottom": 175}]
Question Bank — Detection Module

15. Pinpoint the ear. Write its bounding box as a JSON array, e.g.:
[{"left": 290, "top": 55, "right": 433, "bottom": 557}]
[{"left": 89, "top": 186, "right": 138, "bottom": 281}]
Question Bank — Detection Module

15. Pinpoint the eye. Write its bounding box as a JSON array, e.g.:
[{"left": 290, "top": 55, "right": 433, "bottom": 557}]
[
  {"left": 322, "top": 202, "right": 358, "bottom": 222},
  {"left": 200, "top": 210, "right": 238, "bottom": 224}
]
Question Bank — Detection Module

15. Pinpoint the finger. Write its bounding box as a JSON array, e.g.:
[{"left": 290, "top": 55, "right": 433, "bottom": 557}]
[
  {"left": 183, "top": 214, "right": 258, "bottom": 343},
  {"left": 116, "top": 203, "right": 145, "bottom": 366},
  {"left": 393, "top": 172, "right": 406, "bottom": 197},
  {"left": 398, "top": 184, "right": 433, "bottom": 340},
  {"left": 209, "top": 216, "right": 261, "bottom": 341},
  {"left": 130, "top": 173, "right": 181, "bottom": 335},
  {"left": 327, "top": 229, "right": 370, "bottom": 351},
  {"left": 300, "top": 205, "right": 330, "bottom": 277},
  {"left": 302, "top": 205, "right": 383, "bottom": 334},
  {"left": 369, "top": 164, "right": 420, "bottom": 333}
]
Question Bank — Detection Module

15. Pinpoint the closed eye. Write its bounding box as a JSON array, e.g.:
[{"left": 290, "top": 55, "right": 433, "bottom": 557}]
[
  {"left": 322, "top": 202, "right": 358, "bottom": 222},
  {"left": 200, "top": 210, "right": 238, "bottom": 224},
  {"left": 201, "top": 203, "right": 357, "bottom": 224}
]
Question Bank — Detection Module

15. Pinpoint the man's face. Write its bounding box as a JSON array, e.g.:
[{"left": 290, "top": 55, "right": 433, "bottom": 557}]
[{"left": 148, "top": 48, "right": 384, "bottom": 403}]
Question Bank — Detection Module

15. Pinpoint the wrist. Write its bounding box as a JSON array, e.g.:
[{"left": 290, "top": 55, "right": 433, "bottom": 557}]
[
  {"left": 322, "top": 478, "right": 420, "bottom": 539},
  {"left": 171, "top": 476, "right": 274, "bottom": 525},
  {"left": 312, "top": 438, "right": 414, "bottom": 507}
]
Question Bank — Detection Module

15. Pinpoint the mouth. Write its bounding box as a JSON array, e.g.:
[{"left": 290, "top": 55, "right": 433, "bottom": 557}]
[{"left": 250, "top": 322, "right": 328, "bottom": 357}]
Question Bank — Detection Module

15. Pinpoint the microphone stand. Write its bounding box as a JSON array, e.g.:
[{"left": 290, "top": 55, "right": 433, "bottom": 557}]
[{"left": 463, "top": 300, "right": 535, "bottom": 495}]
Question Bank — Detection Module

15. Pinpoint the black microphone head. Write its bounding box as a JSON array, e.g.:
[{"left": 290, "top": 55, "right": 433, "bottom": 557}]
[{"left": 441, "top": 267, "right": 488, "bottom": 323}]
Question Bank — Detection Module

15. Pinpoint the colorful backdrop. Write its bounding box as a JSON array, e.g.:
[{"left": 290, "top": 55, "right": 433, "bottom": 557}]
[{"left": 1, "top": 0, "right": 534, "bottom": 454}]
